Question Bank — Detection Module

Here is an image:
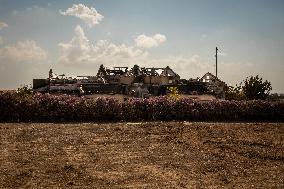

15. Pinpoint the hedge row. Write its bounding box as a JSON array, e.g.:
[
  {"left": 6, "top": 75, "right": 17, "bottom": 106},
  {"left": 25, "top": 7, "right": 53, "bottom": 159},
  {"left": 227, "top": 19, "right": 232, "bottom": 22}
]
[{"left": 0, "top": 92, "right": 283, "bottom": 122}]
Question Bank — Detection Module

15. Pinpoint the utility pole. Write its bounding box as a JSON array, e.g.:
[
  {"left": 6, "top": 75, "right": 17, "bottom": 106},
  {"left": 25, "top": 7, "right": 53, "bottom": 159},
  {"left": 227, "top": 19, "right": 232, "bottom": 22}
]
[{"left": 215, "top": 47, "right": 218, "bottom": 78}]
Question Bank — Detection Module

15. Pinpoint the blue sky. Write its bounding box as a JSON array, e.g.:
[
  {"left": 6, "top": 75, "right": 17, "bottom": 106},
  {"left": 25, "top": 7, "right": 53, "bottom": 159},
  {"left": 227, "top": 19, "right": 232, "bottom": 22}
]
[{"left": 0, "top": 0, "right": 283, "bottom": 92}]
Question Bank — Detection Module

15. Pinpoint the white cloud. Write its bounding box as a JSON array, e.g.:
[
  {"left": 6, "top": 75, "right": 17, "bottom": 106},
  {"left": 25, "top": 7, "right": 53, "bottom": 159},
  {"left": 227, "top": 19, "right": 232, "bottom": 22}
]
[
  {"left": 0, "top": 40, "right": 47, "bottom": 63},
  {"left": 60, "top": 4, "right": 104, "bottom": 27},
  {"left": 57, "top": 26, "right": 216, "bottom": 79},
  {"left": 135, "top": 33, "right": 167, "bottom": 48},
  {"left": 58, "top": 25, "right": 147, "bottom": 66},
  {"left": 0, "top": 21, "right": 8, "bottom": 30},
  {"left": 57, "top": 25, "right": 211, "bottom": 79}
]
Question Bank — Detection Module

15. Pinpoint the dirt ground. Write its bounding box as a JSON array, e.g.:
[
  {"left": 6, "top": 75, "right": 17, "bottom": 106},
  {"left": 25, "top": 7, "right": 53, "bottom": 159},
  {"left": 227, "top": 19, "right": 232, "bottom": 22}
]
[{"left": 0, "top": 122, "right": 283, "bottom": 188}]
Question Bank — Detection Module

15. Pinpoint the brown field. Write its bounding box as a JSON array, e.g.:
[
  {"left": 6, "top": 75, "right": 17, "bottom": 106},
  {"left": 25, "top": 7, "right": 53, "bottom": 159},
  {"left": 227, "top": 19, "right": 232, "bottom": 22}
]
[{"left": 0, "top": 122, "right": 283, "bottom": 188}]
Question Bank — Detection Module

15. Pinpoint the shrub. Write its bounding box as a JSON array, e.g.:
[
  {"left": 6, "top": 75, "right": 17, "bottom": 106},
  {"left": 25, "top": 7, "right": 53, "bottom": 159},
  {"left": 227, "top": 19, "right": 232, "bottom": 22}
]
[
  {"left": 0, "top": 92, "right": 283, "bottom": 122},
  {"left": 225, "top": 85, "right": 246, "bottom": 101},
  {"left": 167, "top": 86, "right": 180, "bottom": 99},
  {"left": 16, "top": 84, "right": 33, "bottom": 97},
  {"left": 225, "top": 75, "right": 272, "bottom": 100},
  {"left": 242, "top": 75, "right": 272, "bottom": 100}
]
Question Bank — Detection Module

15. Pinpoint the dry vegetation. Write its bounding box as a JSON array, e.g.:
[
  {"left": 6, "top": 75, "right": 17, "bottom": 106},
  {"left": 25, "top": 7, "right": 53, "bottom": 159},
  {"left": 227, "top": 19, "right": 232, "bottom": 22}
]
[{"left": 0, "top": 122, "right": 283, "bottom": 188}]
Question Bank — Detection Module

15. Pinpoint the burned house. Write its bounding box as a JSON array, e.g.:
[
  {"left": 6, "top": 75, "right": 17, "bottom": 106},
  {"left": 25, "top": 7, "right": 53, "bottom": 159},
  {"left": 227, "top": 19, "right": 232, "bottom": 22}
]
[
  {"left": 33, "top": 65, "right": 226, "bottom": 98},
  {"left": 200, "top": 72, "right": 226, "bottom": 98}
]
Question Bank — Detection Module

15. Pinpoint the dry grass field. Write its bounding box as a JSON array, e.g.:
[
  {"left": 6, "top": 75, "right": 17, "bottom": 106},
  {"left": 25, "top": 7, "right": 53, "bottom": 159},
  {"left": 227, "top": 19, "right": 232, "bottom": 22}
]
[{"left": 0, "top": 122, "right": 283, "bottom": 188}]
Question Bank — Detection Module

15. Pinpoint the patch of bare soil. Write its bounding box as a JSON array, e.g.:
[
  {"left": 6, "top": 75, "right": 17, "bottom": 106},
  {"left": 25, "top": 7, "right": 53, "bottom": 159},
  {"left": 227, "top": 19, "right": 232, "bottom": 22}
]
[{"left": 0, "top": 122, "right": 283, "bottom": 188}]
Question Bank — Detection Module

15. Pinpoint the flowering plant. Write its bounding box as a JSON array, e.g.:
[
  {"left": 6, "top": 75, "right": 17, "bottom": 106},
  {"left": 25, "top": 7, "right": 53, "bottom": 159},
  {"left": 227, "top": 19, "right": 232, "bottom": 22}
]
[{"left": 0, "top": 92, "right": 283, "bottom": 122}]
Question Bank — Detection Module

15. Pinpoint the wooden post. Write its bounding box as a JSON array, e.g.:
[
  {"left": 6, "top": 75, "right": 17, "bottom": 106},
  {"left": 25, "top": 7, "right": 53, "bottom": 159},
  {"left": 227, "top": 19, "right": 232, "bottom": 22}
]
[{"left": 215, "top": 47, "right": 218, "bottom": 78}]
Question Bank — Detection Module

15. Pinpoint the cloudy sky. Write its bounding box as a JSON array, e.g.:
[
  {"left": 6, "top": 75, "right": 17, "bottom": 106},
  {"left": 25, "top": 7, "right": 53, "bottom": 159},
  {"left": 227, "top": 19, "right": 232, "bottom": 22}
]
[{"left": 0, "top": 0, "right": 283, "bottom": 92}]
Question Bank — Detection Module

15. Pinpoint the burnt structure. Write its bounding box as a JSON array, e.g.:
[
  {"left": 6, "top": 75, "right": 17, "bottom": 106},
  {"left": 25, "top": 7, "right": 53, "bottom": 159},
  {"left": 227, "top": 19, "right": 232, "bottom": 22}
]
[{"left": 33, "top": 65, "right": 225, "bottom": 98}]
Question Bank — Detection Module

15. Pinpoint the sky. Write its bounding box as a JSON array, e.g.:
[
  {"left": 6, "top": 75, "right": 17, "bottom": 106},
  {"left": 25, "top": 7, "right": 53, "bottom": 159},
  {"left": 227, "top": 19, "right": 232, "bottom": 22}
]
[{"left": 0, "top": 0, "right": 283, "bottom": 92}]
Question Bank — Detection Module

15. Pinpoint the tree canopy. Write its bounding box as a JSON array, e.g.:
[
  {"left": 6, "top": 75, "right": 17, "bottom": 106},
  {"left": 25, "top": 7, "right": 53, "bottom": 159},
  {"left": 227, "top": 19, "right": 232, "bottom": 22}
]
[
  {"left": 242, "top": 75, "right": 272, "bottom": 100},
  {"left": 225, "top": 75, "right": 272, "bottom": 100}
]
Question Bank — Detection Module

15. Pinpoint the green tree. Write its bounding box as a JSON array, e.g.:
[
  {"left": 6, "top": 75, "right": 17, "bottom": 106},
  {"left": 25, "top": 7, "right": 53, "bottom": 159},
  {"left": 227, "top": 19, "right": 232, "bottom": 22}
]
[
  {"left": 225, "top": 85, "right": 245, "bottom": 101},
  {"left": 97, "top": 64, "right": 107, "bottom": 76},
  {"left": 242, "top": 75, "right": 272, "bottom": 100},
  {"left": 132, "top": 65, "right": 140, "bottom": 75},
  {"left": 17, "top": 84, "right": 33, "bottom": 97}
]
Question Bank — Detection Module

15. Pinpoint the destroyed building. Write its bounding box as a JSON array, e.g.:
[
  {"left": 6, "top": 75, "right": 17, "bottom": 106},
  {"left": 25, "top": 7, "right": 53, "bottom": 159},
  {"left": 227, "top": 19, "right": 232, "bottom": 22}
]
[
  {"left": 33, "top": 64, "right": 226, "bottom": 98},
  {"left": 201, "top": 72, "right": 226, "bottom": 98}
]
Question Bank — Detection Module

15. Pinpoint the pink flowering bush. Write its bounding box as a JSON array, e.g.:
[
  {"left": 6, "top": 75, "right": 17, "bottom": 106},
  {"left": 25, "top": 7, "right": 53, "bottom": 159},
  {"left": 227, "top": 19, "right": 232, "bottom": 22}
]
[{"left": 0, "top": 91, "right": 283, "bottom": 122}]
